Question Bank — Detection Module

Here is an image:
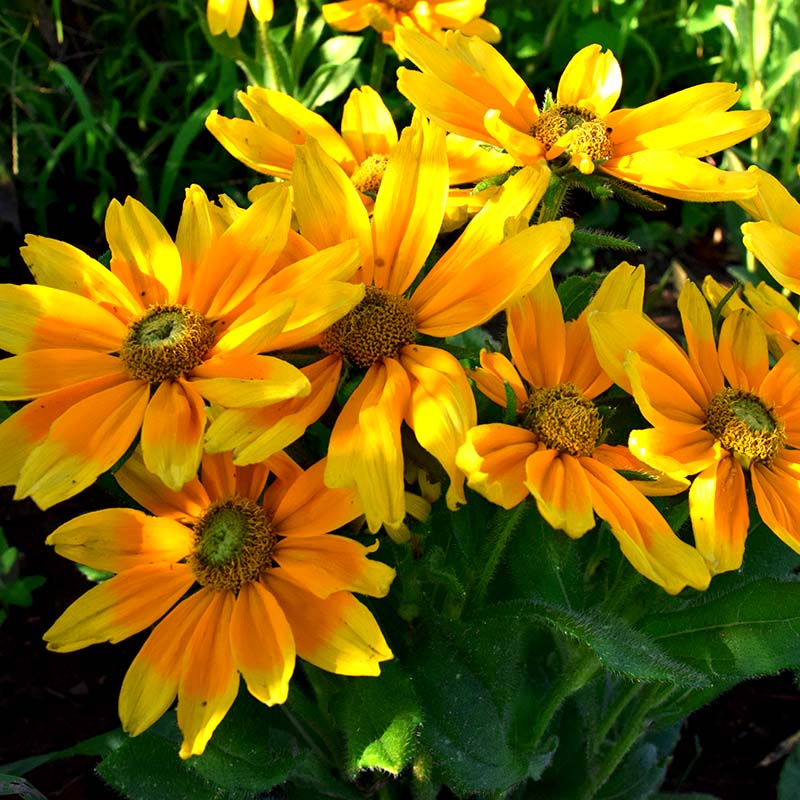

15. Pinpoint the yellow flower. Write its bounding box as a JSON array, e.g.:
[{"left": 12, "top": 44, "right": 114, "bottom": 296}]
[
  {"left": 396, "top": 31, "right": 770, "bottom": 201},
  {"left": 738, "top": 166, "right": 800, "bottom": 292},
  {"left": 206, "top": 85, "right": 514, "bottom": 227},
  {"left": 44, "top": 449, "right": 394, "bottom": 758},
  {"left": 590, "top": 281, "right": 800, "bottom": 575},
  {"left": 704, "top": 274, "right": 800, "bottom": 358},
  {"left": 321, "top": 0, "right": 500, "bottom": 50},
  {"left": 0, "top": 185, "right": 364, "bottom": 508},
  {"left": 456, "top": 264, "right": 709, "bottom": 595},
  {"left": 206, "top": 113, "right": 573, "bottom": 535},
  {"left": 207, "top": 0, "right": 273, "bottom": 37}
]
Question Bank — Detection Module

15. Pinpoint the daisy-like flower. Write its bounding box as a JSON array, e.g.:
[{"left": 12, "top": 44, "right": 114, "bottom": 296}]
[
  {"left": 736, "top": 166, "right": 800, "bottom": 292},
  {"left": 590, "top": 280, "right": 800, "bottom": 575},
  {"left": 44, "top": 449, "right": 394, "bottom": 758},
  {"left": 207, "top": 0, "right": 272, "bottom": 37},
  {"left": 0, "top": 185, "right": 364, "bottom": 508},
  {"left": 206, "top": 114, "right": 573, "bottom": 535},
  {"left": 206, "top": 85, "right": 514, "bottom": 228},
  {"left": 321, "top": 0, "right": 500, "bottom": 49},
  {"left": 396, "top": 31, "right": 770, "bottom": 201},
  {"left": 456, "top": 264, "right": 709, "bottom": 594}
]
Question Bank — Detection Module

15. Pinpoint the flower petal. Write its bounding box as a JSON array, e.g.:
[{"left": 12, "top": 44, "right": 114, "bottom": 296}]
[
  {"left": 177, "top": 591, "right": 239, "bottom": 758},
  {"left": 717, "top": 309, "right": 769, "bottom": 392},
  {"left": 325, "top": 359, "right": 412, "bottom": 532},
  {"left": 628, "top": 425, "right": 719, "bottom": 477},
  {"left": 141, "top": 380, "right": 207, "bottom": 492},
  {"left": 689, "top": 456, "right": 749, "bottom": 574},
  {"left": 751, "top": 454, "right": 800, "bottom": 557},
  {"left": 677, "top": 281, "right": 725, "bottom": 397},
  {"left": 742, "top": 220, "right": 800, "bottom": 294},
  {"left": 457, "top": 423, "right": 537, "bottom": 509},
  {"left": 470, "top": 351, "right": 527, "bottom": 410},
  {"left": 16, "top": 380, "right": 150, "bottom": 509},
  {"left": 273, "top": 535, "right": 395, "bottom": 598},
  {"left": 230, "top": 581, "right": 295, "bottom": 707},
  {"left": 341, "top": 85, "right": 398, "bottom": 164},
  {"left": 44, "top": 563, "right": 195, "bottom": 652},
  {"left": 557, "top": 44, "right": 622, "bottom": 118},
  {"left": 47, "top": 509, "right": 193, "bottom": 572},
  {"left": 266, "top": 572, "right": 393, "bottom": 675}
]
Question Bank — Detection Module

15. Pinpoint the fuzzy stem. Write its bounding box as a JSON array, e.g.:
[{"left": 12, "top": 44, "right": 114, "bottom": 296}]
[
  {"left": 537, "top": 173, "right": 568, "bottom": 223},
  {"left": 473, "top": 502, "right": 527, "bottom": 607},
  {"left": 257, "top": 21, "right": 280, "bottom": 90}
]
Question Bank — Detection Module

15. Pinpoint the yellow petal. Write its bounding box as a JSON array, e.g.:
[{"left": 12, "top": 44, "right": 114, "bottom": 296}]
[
  {"left": 265, "top": 572, "right": 393, "bottom": 676},
  {"left": 470, "top": 351, "right": 527, "bottom": 410},
  {"left": 177, "top": 591, "right": 239, "bottom": 758},
  {"left": 207, "top": 0, "right": 247, "bottom": 36},
  {"left": 141, "top": 380, "right": 207, "bottom": 492},
  {"left": 230, "top": 581, "right": 294, "bottom": 707},
  {"left": 483, "top": 109, "right": 546, "bottom": 164},
  {"left": 341, "top": 85, "right": 398, "bottom": 164},
  {"left": 211, "top": 296, "right": 295, "bottom": 355},
  {"left": 717, "top": 309, "right": 768, "bottom": 392},
  {"left": 689, "top": 457, "right": 749, "bottom": 574},
  {"left": 444, "top": 132, "right": 516, "bottom": 184},
  {"left": 175, "top": 185, "right": 224, "bottom": 294},
  {"left": 44, "top": 563, "right": 195, "bottom": 652},
  {"left": 47, "top": 509, "right": 193, "bottom": 572},
  {"left": 401, "top": 344, "right": 476, "bottom": 510},
  {"left": 742, "top": 220, "right": 800, "bottom": 294},
  {"left": 120, "top": 589, "right": 215, "bottom": 737},
  {"left": 737, "top": 166, "right": 800, "bottom": 229},
  {"left": 590, "top": 444, "right": 690, "bottom": 496},
  {"left": 677, "top": 281, "right": 725, "bottom": 397},
  {"left": 557, "top": 44, "right": 622, "bottom": 118},
  {"left": 273, "top": 535, "right": 395, "bottom": 598},
  {"left": 457, "top": 423, "right": 537, "bottom": 509},
  {"left": 751, "top": 454, "right": 800, "bottom": 557},
  {"left": 628, "top": 425, "right": 718, "bottom": 477}
]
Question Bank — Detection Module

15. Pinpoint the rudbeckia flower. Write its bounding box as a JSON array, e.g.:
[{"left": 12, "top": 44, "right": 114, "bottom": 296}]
[
  {"left": 590, "top": 281, "right": 800, "bottom": 575},
  {"left": 44, "top": 449, "right": 394, "bottom": 758},
  {"left": 321, "top": 0, "right": 500, "bottom": 49},
  {"left": 0, "top": 185, "right": 364, "bottom": 508},
  {"left": 396, "top": 31, "right": 770, "bottom": 201},
  {"left": 206, "top": 114, "right": 573, "bottom": 535},
  {"left": 207, "top": 0, "right": 273, "bottom": 37},
  {"left": 206, "top": 85, "right": 514, "bottom": 227},
  {"left": 456, "top": 264, "right": 709, "bottom": 594},
  {"left": 737, "top": 166, "right": 800, "bottom": 292}
]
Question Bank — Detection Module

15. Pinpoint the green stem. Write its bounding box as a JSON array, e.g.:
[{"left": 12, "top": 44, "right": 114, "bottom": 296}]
[
  {"left": 537, "top": 173, "right": 568, "bottom": 223},
  {"left": 528, "top": 653, "right": 600, "bottom": 751},
  {"left": 591, "top": 681, "right": 642, "bottom": 750},
  {"left": 280, "top": 705, "right": 336, "bottom": 768},
  {"left": 580, "top": 684, "right": 673, "bottom": 800},
  {"left": 369, "top": 34, "right": 388, "bottom": 91},
  {"left": 257, "top": 21, "right": 280, "bottom": 90},
  {"left": 473, "top": 503, "right": 527, "bottom": 607}
]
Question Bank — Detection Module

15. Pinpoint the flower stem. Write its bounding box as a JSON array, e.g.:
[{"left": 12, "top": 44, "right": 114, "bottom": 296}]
[
  {"left": 257, "top": 21, "right": 280, "bottom": 90},
  {"left": 369, "top": 34, "right": 387, "bottom": 90},
  {"left": 537, "top": 173, "right": 568, "bottom": 223},
  {"left": 472, "top": 502, "right": 527, "bottom": 607}
]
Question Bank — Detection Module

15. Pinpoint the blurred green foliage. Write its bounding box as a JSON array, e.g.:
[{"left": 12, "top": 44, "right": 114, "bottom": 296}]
[{"left": 0, "top": 528, "right": 45, "bottom": 627}]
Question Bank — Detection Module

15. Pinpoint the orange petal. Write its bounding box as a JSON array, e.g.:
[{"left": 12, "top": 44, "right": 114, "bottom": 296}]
[
  {"left": 689, "top": 456, "right": 749, "bottom": 574},
  {"left": 269, "top": 458, "right": 363, "bottom": 537},
  {"left": 557, "top": 44, "right": 621, "bottom": 117},
  {"left": 0, "top": 284, "right": 129, "bottom": 354},
  {"left": 582, "top": 458, "right": 710, "bottom": 593},
  {"left": 120, "top": 589, "right": 215, "bottom": 737},
  {"left": 590, "top": 444, "right": 689, "bottom": 496},
  {"left": 677, "top": 281, "right": 725, "bottom": 397},
  {"left": 758, "top": 344, "right": 800, "bottom": 446},
  {"left": 198, "top": 451, "right": 238, "bottom": 503},
  {"left": 177, "top": 591, "right": 239, "bottom": 758},
  {"left": 524, "top": 450, "right": 596, "bottom": 537},
  {"left": 325, "top": 360, "right": 412, "bottom": 532},
  {"left": 47, "top": 509, "right": 193, "bottom": 572},
  {"left": 265, "top": 572, "right": 393, "bottom": 676},
  {"left": 15, "top": 380, "right": 150, "bottom": 509},
  {"left": 456, "top": 423, "right": 537, "bottom": 509},
  {"left": 106, "top": 197, "right": 182, "bottom": 306},
  {"left": 401, "top": 344, "right": 476, "bottom": 510},
  {"left": 717, "top": 309, "right": 769, "bottom": 392},
  {"left": 470, "top": 351, "right": 527, "bottom": 410},
  {"left": 273, "top": 535, "right": 395, "bottom": 598},
  {"left": 175, "top": 185, "right": 224, "bottom": 297},
  {"left": 627, "top": 425, "right": 718, "bottom": 478},
  {"left": 230, "top": 581, "right": 294, "bottom": 707},
  {"left": 44, "top": 563, "right": 195, "bottom": 652},
  {"left": 751, "top": 454, "right": 800, "bottom": 557}
]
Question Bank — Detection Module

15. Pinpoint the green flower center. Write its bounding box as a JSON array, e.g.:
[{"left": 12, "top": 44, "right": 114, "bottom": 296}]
[
  {"left": 321, "top": 286, "right": 417, "bottom": 368},
  {"left": 121, "top": 304, "right": 216, "bottom": 382},
  {"left": 705, "top": 387, "right": 786, "bottom": 468},
  {"left": 530, "top": 103, "right": 613, "bottom": 174},
  {"left": 351, "top": 154, "right": 389, "bottom": 196},
  {"left": 189, "top": 496, "right": 276, "bottom": 593},
  {"left": 522, "top": 382, "right": 602, "bottom": 457}
]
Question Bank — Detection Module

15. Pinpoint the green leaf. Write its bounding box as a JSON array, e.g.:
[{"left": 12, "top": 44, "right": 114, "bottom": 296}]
[
  {"left": 334, "top": 661, "right": 421, "bottom": 776},
  {"left": 640, "top": 578, "right": 800, "bottom": 680},
  {"left": 1, "top": 729, "right": 125, "bottom": 776},
  {"left": 778, "top": 742, "right": 800, "bottom": 800},
  {"left": 557, "top": 272, "right": 604, "bottom": 322},
  {"left": 0, "top": 774, "right": 47, "bottom": 799}
]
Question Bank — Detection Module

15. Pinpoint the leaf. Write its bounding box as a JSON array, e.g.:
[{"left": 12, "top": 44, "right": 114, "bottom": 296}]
[
  {"left": 640, "top": 578, "right": 800, "bottom": 680},
  {"left": 557, "top": 273, "right": 604, "bottom": 322},
  {"left": 0, "top": 775, "right": 47, "bottom": 800},
  {"left": 778, "top": 743, "right": 800, "bottom": 800}
]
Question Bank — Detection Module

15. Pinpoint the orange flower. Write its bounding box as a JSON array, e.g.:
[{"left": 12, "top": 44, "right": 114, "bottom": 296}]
[
  {"left": 456, "top": 264, "right": 709, "bottom": 594},
  {"left": 206, "top": 85, "right": 513, "bottom": 227},
  {"left": 206, "top": 114, "right": 573, "bottom": 536},
  {"left": 396, "top": 31, "right": 769, "bottom": 201},
  {"left": 44, "top": 450, "right": 394, "bottom": 758},
  {"left": 590, "top": 280, "right": 800, "bottom": 574},
  {"left": 0, "top": 185, "right": 364, "bottom": 508},
  {"left": 322, "top": 0, "right": 500, "bottom": 49},
  {"left": 207, "top": 0, "right": 273, "bottom": 37}
]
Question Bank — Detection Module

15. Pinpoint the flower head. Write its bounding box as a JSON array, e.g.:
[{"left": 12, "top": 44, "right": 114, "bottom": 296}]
[
  {"left": 44, "top": 449, "right": 394, "bottom": 758},
  {"left": 0, "top": 185, "right": 364, "bottom": 508},
  {"left": 207, "top": 0, "right": 273, "bottom": 37},
  {"left": 456, "top": 264, "right": 709, "bottom": 594},
  {"left": 206, "top": 113, "right": 573, "bottom": 536},
  {"left": 397, "top": 31, "right": 770, "bottom": 201},
  {"left": 322, "top": 0, "right": 500, "bottom": 50},
  {"left": 590, "top": 280, "right": 800, "bottom": 574}
]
